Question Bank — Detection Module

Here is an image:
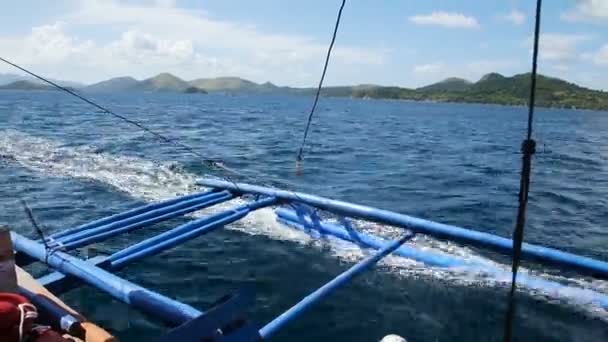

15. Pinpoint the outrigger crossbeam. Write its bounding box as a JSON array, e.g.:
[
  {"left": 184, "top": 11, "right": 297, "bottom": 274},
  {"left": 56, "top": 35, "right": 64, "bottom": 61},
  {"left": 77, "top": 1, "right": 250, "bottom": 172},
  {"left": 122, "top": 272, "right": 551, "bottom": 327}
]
[{"left": 11, "top": 179, "right": 608, "bottom": 341}]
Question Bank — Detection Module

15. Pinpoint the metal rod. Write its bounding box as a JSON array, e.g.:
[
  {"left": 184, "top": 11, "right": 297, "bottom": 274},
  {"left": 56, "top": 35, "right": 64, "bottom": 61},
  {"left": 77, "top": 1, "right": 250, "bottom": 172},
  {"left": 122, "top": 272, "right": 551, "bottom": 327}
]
[
  {"left": 11, "top": 232, "right": 202, "bottom": 327},
  {"left": 277, "top": 208, "right": 460, "bottom": 268},
  {"left": 51, "top": 189, "right": 220, "bottom": 240},
  {"left": 58, "top": 191, "right": 231, "bottom": 244},
  {"left": 276, "top": 208, "right": 608, "bottom": 310},
  {"left": 259, "top": 233, "right": 414, "bottom": 339},
  {"left": 109, "top": 211, "right": 241, "bottom": 269},
  {"left": 197, "top": 179, "right": 608, "bottom": 278},
  {"left": 109, "top": 197, "right": 277, "bottom": 269},
  {"left": 36, "top": 256, "right": 109, "bottom": 295},
  {"left": 60, "top": 192, "right": 234, "bottom": 250}
]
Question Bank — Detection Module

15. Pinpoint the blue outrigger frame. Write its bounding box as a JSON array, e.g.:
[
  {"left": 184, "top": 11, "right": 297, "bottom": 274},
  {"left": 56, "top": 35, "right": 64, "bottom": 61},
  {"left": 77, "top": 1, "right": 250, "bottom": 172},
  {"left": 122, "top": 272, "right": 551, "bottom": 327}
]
[{"left": 11, "top": 178, "right": 608, "bottom": 341}]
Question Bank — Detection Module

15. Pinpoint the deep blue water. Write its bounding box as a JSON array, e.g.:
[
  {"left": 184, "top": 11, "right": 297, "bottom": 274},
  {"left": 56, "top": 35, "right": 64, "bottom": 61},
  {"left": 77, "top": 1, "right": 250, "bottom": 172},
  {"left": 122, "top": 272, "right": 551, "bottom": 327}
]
[{"left": 1, "top": 90, "right": 607, "bottom": 341}]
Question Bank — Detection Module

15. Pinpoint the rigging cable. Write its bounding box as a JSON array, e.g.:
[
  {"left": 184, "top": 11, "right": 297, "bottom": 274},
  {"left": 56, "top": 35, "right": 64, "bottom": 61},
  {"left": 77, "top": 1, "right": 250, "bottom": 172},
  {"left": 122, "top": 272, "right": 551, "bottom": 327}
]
[
  {"left": 0, "top": 56, "right": 234, "bottom": 174},
  {"left": 20, "top": 198, "right": 52, "bottom": 263},
  {"left": 0, "top": 56, "right": 302, "bottom": 198},
  {"left": 0, "top": 57, "right": 308, "bottom": 205},
  {"left": 295, "top": 0, "right": 346, "bottom": 167},
  {"left": 502, "top": 0, "right": 542, "bottom": 341}
]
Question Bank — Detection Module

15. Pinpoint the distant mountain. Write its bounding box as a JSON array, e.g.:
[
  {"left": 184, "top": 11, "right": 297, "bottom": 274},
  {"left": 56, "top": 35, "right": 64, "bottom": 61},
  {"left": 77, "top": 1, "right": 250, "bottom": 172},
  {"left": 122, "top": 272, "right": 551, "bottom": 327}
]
[
  {"left": 0, "top": 73, "right": 27, "bottom": 86},
  {"left": 85, "top": 76, "right": 139, "bottom": 92},
  {"left": 478, "top": 72, "right": 506, "bottom": 82},
  {"left": 0, "top": 80, "right": 57, "bottom": 91},
  {"left": 85, "top": 74, "right": 280, "bottom": 94},
  {"left": 442, "top": 72, "right": 608, "bottom": 109},
  {"left": 417, "top": 77, "right": 472, "bottom": 92},
  {"left": 139, "top": 73, "right": 191, "bottom": 92},
  {"left": 348, "top": 73, "right": 608, "bottom": 111},
  {"left": 190, "top": 77, "right": 260, "bottom": 92},
  {"left": 84, "top": 73, "right": 206, "bottom": 94},
  {"left": 188, "top": 77, "right": 287, "bottom": 94},
  {"left": 0, "top": 73, "right": 84, "bottom": 88},
  {"left": 77, "top": 71, "right": 608, "bottom": 111}
]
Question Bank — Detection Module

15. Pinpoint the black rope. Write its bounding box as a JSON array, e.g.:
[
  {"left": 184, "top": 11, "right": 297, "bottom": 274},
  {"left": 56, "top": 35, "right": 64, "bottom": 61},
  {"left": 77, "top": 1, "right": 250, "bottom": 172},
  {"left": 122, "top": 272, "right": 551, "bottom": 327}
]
[
  {"left": 0, "top": 56, "right": 230, "bottom": 172},
  {"left": 20, "top": 199, "right": 48, "bottom": 247},
  {"left": 0, "top": 57, "right": 308, "bottom": 211},
  {"left": 1, "top": 57, "right": 306, "bottom": 202},
  {"left": 20, "top": 198, "right": 53, "bottom": 263},
  {"left": 295, "top": 0, "right": 346, "bottom": 165},
  {"left": 502, "top": 0, "right": 542, "bottom": 341}
]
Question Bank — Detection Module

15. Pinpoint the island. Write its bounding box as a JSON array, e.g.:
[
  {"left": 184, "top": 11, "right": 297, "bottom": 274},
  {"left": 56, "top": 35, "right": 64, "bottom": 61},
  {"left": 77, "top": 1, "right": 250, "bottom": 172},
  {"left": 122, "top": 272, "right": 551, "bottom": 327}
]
[
  {"left": 345, "top": 73, "right": 608, "bottom": 111},
  {"left": 2, "top": 71, "right": 607, "bottom": 111},
  {"left": 82, "top": 72, "right": 608, "bottom": 111},
  {"left": 183, "top": 86, "right": 208, "bottom": 94}
]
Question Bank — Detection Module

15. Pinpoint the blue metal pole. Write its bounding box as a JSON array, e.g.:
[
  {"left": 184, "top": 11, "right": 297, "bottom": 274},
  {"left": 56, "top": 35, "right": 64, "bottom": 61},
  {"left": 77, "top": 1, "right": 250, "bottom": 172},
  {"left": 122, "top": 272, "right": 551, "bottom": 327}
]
[
  {"left": 11, "top": 232, "right": 202, "bottom": 327},
  {"left": 58, "top": 190, "right": 231, "bottom": 245},
  {"left": 109, "top": 197, "right": 277, "bottom": 269},
  {"left": 276, "top": 208, "right": 608, "bottom": 310},
  {"left": 59, "top": 192, "right": 234, "bottom": 250},
  {"left": 197, "top": 178, "right": 608, "bottom": 278},
  {"left": 277, "top": 208, "right": 461, "bottom": 268},
  {"left": 259, "top": 233, "right": 414, "bottom": 339},
  {"left": 51, "top": 189, "right": 220, "bottom": 240},
  {"left": 110, "top": 211, "right": 243, "bottom": 269}
]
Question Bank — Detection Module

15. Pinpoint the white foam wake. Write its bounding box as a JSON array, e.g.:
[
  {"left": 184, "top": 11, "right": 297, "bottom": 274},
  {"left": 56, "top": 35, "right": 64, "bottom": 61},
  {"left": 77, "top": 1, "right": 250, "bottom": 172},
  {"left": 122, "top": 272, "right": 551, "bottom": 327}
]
[{"left": 1, "top": 129, "right": 607, "bottom": 319}]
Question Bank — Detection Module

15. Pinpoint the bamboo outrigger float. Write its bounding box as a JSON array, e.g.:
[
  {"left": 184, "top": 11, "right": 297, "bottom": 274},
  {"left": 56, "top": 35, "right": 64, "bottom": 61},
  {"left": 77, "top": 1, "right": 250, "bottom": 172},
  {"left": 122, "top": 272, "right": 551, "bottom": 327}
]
[{"left": 7, "top": 178, "right": 608, "bottom": 341}]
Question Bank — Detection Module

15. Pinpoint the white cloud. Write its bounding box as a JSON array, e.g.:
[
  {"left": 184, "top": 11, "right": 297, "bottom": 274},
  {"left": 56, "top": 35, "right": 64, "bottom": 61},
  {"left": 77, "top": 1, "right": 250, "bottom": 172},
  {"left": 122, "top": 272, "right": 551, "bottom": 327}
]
[
  {"left": 409, "top": 12, "right": 480, "bottom": 29},
  {"left": 413, "top": 62, "right": 446, "bottom": 75},
  {"left": 108, "top": 30, "right": 194, "bottom": 62},
  {"left": 562, "top": 0, "right": 608, "bottom": 23},
  {"left": 0, "top": 0, "right": 385, "bottom": 85},
  {"left": 527, "top": 34, "right": 591, "bottom": 63},
  {"left": 155, "top": 0, "right": 176, "bottom": 8},
  {"left": 0, "top": 22, "right": 94, "bottom": 66},
  {"left": 27, "top": 22, "right": 94, "bottom": 62},
  {"left": 583, "top": 45, "right": 608, "bottom": 66},
  {"left": 67, "top": 0, "right": 384, "bottom": 66},
  {"left": 503, "top": 10, "right": 525, "bottom": 26}
]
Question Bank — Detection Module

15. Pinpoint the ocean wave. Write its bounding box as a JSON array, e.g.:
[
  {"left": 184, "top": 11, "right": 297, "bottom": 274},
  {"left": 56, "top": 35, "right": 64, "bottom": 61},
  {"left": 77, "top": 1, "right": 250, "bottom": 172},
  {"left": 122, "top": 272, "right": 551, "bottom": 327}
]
[{"left": 1, "top": 129, "right": 607, "bottom": 320}]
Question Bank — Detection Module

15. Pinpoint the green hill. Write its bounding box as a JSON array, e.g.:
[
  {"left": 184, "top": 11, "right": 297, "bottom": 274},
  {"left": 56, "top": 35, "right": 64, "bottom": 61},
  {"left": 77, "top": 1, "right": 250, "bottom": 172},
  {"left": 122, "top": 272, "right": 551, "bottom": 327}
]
[
  {"left": 80, "top": 71, "right": 608, "bottom": 111},
  {"left": 85, "top": 76, "right": 139, "bottom": 92},
  {"left": 189, "top": 77, "right": 284, "bottom": 93},
  {"left": 86, "top": 75, "right": 277, "bottom": 93},
  {"left": 84, "top": 73, "right": 207, "bottom": 94},
  {"left": 190, "top": 77, "right": 259, "bottom": 91},
  {"left": 350, "top": 73, "right": 608, "bottom": 111},
  {"left": 139, "top": 73, "right": 192, "bottom": 92},
  {"left": 417, "top": 77, "right": 472, "bottom": 92}
]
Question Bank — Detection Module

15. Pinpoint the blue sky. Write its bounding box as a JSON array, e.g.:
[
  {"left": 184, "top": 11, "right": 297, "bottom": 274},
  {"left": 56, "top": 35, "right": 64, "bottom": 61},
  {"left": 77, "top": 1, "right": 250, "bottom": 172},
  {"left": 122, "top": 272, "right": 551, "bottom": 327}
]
[{"left": 1, "top": 0, "right": 607, "bottom": 89}]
